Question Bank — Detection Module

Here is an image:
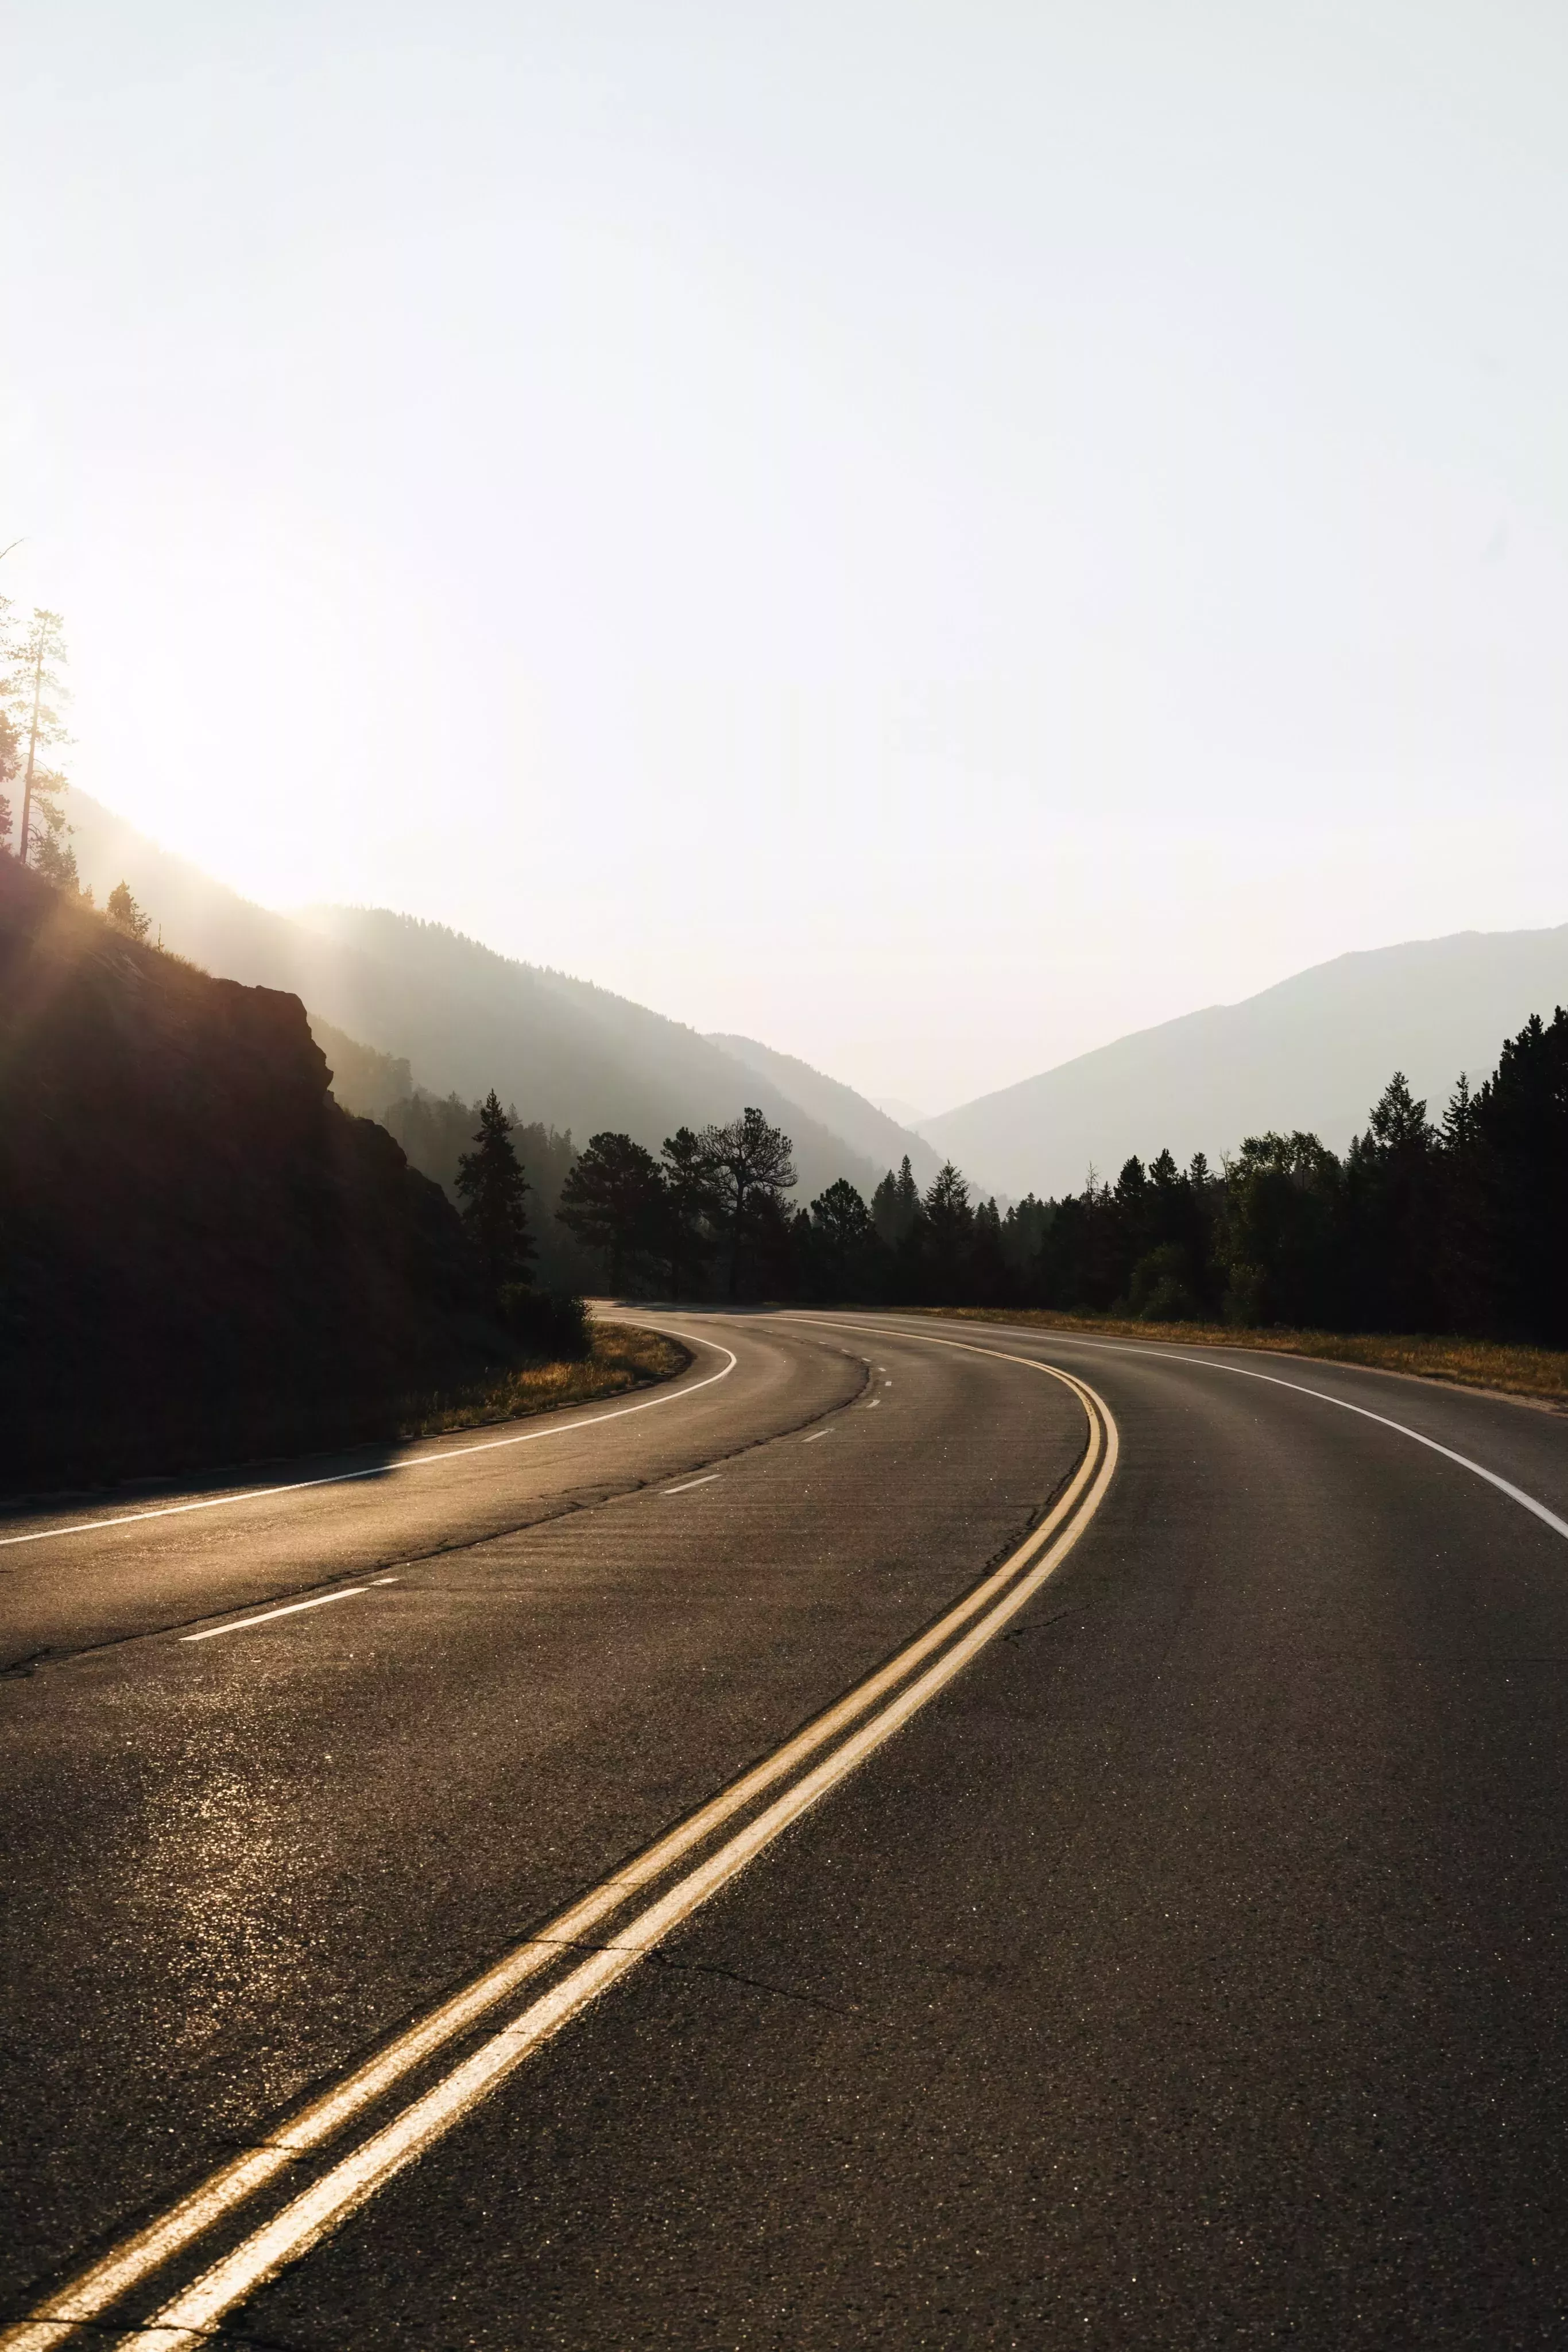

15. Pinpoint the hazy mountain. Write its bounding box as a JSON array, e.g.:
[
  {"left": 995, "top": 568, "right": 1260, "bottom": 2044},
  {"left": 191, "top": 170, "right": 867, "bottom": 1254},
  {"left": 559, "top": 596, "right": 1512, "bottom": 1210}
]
[
  {"left": 307, "top": 1020, "right": 412, "bottom": 1120},
  {"left": 874, "top": 1096, "right": 931, "bottom": 1131},
  {"left": 706, "top": 1034, "right": 942, "bottom": 1189},
  {"left": 65, "top": 794, "right": 893, "bottom": 1200},
  {"left": 924, "top": 924, "right": 1568, "bottom": 1200}
]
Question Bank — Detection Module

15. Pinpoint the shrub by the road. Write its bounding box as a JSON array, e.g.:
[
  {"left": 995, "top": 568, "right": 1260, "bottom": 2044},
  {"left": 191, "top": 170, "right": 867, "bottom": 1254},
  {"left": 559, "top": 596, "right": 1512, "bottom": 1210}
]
[{"left": 500, "top": 1284, "right": 591, "bottom": 1361}]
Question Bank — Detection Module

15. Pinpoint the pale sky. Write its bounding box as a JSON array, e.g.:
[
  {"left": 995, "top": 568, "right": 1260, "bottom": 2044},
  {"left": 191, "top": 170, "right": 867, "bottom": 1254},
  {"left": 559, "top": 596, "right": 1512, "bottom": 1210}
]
[{"left": 5, "top": 2, "right": 1566, "bottom": 1113}]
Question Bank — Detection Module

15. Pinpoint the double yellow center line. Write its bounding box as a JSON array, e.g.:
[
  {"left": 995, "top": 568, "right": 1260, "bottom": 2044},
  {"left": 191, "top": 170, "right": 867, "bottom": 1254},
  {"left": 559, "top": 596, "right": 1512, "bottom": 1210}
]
[{"left": 3, "top": 1343, "right": 1117, "bottom": 2351}]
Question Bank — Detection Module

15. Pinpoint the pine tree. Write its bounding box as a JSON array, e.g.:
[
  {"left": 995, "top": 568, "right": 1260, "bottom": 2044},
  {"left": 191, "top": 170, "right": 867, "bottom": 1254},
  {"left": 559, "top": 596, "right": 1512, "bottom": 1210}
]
[
  {"left": 872, "top": 1155, "right": 921, "bottom": 1248},
  {"left": 969, "top": 1196, "right": 1009, "bottom": 1303},
  {"left": 1435, "top": 1073, "right": 1489, "bottom": 1332},
  {"left": 1441, "top": 1073, "right": 1477, "bottom": 1152},
  {"left": 921, "top": 1162, "right": 974, "bottom": 1302},
  {"left": 1474, "top": 1009, "right": 1568, "bottom": 1342},
  {"left": 107, "top": 881, "right": 152, "bottom": 941},
  {"left": 659, "top": 1126, "right": 720, "bottom": 1297},
  {"left": 29, "top": 785, "right": 80, "bottom": 891},
  {"left": 2, "top": 609, "right": 70, "bottom": 872},
  {"left": 0, "top": 635, "right": 18, "bottom": 853},
  {"left": 557, "top": 1131, "right": 665, "bottom": 1292},
  {"left": 1346, "top": 1073, "right": 1439, "bottom": 1330},
  {"left": 455, "top": 1091, "right": 535, "bottom": 1296},
  {"left": 808, "top": 1178, "right": 877, "bottom": 1299}
]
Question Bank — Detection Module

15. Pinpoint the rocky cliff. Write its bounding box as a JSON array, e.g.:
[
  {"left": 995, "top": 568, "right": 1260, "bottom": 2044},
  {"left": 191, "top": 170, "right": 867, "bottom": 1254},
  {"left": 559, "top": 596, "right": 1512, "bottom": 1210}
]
[{"left": 0, "top": 858, "right": 486, "bottom": 1490}]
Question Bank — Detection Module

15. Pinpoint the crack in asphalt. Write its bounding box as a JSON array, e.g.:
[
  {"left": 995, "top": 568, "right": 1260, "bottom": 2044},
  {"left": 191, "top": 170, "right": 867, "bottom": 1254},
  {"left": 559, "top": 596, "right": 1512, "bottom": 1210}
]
[{"left": 511, "top": 1929, "right": 858, "bottom": 2017}]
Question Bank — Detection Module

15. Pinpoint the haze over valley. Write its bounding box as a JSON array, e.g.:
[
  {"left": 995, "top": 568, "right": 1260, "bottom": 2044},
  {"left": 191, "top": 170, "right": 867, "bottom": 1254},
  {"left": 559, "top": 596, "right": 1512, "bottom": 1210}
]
[
  {"left": 8, "top": 9, "right": 1568, "bottom": 2346},
  {"left": 6, "top": 2, "right": 1567, "bottom": 1115},
  {"left": 64, "top": 788, "right": 1568, "bottom": 1217}
]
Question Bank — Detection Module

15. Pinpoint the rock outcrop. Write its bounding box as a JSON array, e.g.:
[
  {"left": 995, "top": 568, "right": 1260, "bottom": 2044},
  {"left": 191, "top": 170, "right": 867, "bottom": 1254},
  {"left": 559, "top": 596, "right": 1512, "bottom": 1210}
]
[{"left": 0, "top": 858, "right": 486, "bottom": 1490}]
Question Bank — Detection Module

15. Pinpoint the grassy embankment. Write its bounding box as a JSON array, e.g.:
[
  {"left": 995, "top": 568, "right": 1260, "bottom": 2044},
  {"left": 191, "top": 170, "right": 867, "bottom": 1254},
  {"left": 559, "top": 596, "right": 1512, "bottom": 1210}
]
[
  {"left": 400, "top": 1321, "right": 688, "bottom": 1438},
  {"left": 923, "top": 1307, "right": 1568, "bottom": 1411}
]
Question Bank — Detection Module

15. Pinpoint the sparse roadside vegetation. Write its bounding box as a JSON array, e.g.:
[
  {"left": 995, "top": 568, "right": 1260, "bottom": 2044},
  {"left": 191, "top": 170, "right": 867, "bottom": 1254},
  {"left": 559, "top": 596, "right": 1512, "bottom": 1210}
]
[
  {"left": 924, "top": 1307, "right": 1568, "bottom": 1411},
  {"left": 399, "top": 1321, "right": 689, "bottom": 1438}
]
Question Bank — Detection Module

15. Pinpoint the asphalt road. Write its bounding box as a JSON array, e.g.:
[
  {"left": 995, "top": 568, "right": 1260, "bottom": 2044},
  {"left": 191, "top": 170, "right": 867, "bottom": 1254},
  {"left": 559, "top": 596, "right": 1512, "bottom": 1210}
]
[{"left": 5, "top": 1309, "right": 1568, "bottom": 2347}]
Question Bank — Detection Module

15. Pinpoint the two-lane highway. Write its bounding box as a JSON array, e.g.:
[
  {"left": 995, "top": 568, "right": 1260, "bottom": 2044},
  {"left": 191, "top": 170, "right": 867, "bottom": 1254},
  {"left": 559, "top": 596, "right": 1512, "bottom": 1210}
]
[{"left": 5, "top": 1309, "right": 1568, "bottom": 2346}]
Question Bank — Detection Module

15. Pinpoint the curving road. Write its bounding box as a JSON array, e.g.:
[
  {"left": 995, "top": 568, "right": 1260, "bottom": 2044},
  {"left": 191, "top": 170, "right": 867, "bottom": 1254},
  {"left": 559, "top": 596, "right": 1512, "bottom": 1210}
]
[{"left": 3, "top": 1309, "right": 1568, "bottom": 2347}]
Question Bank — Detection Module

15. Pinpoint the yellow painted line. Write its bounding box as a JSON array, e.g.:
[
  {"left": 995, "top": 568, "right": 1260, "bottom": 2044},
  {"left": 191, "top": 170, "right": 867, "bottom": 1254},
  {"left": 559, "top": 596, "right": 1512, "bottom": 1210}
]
[
  {"left": 0, "top": 1335, "right": 737, "bottom": 1551},
  {"left": 122, "top": 1371, "right": 1119, "bottom": 2350},
  {"left": 1, "top": 1349, "right": 1113, "bottom": 2351},
  {"left": 828, "top": 1312, "right": 1568, "bottom": 1548}
]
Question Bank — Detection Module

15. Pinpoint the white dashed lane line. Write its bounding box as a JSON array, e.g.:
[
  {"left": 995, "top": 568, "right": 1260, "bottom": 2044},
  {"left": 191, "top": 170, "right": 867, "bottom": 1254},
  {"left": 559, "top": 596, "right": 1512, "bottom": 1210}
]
[
  {"left": 802, "top": 1431, "right": 832, "bottom": 1444},
  {"left": 180, "top": 1589, "right": 368, "bottom": 1644},
  {"left": 663, "top": 1475, "right": 721, "bottom": 1496}
]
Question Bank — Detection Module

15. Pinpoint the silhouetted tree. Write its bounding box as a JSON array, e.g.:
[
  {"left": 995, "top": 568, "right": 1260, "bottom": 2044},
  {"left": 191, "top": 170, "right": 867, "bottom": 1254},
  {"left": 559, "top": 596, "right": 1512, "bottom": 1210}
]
[
  {"left": 557, "top": 1131, "right": 665, "bottom": 1292},
  {"left": 920, "top": 1161, "right": 974, "bottom": 1303},
  {"left": 1344, "top": 1071, "right": 1439, "bottom": 1330},
  {"left": 1435, "top": 1074, "right": 1490, "bottom": 1332},
  {"left": 969, "top": 1196, "right": 1009, "bottom": 1303},
  {"left": 455, "top": 1090, "right": 534, "bottom": 1295},
  {"left": 808, "top": 1177, "right": 880, "bottom": 1299},
  {"left": 660, "top": 1125, "right": 721, "bottom": 1297},
  {"left": 747, "top": 1187, "right": 799, "bottom": 1298},
  {"left": 699, "top": 1107, "right": 796, "bottom": 1297},
  {"left": 1002, "top": 1194, "right": 1052, "bottom": 1296},
  {"left": 872, "top": 1156, "right": 921, "bottom": 1248},
  {"left": 1220, "top": 1131, "right": 1341, "bottom": 1326},
  {"left": 1473, "top": 1008, "right": 1568, "bottom": 1343},
  {"left": 1118, "top": 1148, "right": 1203, "bottom": 1319}
]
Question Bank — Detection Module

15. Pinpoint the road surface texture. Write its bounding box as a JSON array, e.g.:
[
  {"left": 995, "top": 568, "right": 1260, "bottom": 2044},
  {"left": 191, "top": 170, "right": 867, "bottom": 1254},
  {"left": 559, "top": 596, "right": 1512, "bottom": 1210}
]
[{"left": 3, "top": 1307, "right": 1568, "bottom": 2348}]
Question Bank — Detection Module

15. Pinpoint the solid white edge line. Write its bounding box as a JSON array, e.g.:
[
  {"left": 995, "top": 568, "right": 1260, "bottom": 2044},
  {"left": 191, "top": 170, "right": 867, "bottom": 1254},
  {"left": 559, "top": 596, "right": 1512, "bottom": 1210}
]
[
  {"left": 179, "top": 1590, "right": 368, "bottom": 1643},
  {"left": 814, "top": 1313, "right": 1568, "bottom": 1548},
  {"left": 123, "top": 1383, "right": 1119, "bottom": 2349},
  {"left": 1, "top": 1348, "right": 1109, "bottom": 2352},
  {"left": 0, "top": 1334, "right": 738, "bottom": 1550},
  {"left": 987, "top": 1325, "right": 1568, "bottom": 1545}
]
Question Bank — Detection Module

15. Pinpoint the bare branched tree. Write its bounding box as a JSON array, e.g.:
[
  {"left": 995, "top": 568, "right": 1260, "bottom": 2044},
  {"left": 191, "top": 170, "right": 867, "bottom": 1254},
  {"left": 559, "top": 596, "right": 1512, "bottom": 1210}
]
[{"left": 698, "top": 1107, "right": 796, "bottom": 1297}]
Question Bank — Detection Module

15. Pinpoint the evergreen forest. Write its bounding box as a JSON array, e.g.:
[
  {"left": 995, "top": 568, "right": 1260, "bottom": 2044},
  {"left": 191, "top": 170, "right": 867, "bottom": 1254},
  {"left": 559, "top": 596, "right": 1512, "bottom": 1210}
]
[
  {"left": 380, "top": 1008, "right": 1568, "bottom": 1350},
  {"left": 6, "top": 594, "right": 1566, "bottom": 1357}
]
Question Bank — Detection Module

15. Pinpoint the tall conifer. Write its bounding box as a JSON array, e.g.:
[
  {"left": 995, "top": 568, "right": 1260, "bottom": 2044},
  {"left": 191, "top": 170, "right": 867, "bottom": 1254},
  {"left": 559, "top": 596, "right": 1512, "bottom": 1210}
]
[{"left": 455, "top": 1091, "right": 535, "bottom": 1295}]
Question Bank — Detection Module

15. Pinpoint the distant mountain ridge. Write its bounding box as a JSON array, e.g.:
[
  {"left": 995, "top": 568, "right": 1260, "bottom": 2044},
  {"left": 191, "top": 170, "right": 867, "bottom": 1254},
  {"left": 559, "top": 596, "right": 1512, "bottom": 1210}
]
[
  {"left": 64, "top": 794, "right": 928, "bottom": 1202},
  {"left": 67, "top": 793, "right": 1568, "bottom": 1210},
  {"left": 705, "top": 1034, "right": 942, "bottom": 1189},
  {"left": 923, "top": 924, "right": 1568, "bottom": 1199}
]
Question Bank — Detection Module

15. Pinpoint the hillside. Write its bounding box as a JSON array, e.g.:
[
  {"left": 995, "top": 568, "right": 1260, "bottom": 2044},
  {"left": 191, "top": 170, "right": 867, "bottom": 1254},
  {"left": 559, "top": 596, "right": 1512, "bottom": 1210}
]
[
  {"left": 706, "top": 1034, "right": 942, "bottom": 1189},
  {"left": 924, "top": 924, "right": 1568, "bottom": 1199},
  {"left": 0, "top": 856, "right": 486, "bottom": 1490},
  {"left": 67, "top": 795, "right": 916, "bottom": 1202}
]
